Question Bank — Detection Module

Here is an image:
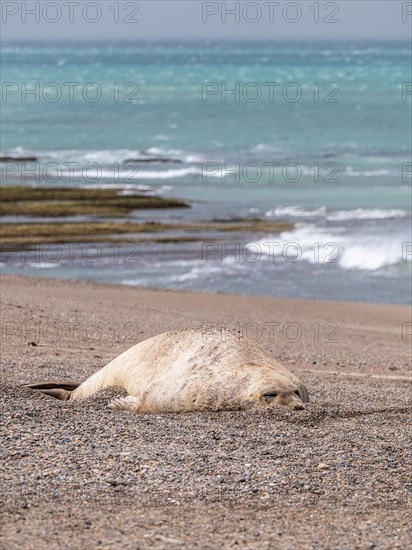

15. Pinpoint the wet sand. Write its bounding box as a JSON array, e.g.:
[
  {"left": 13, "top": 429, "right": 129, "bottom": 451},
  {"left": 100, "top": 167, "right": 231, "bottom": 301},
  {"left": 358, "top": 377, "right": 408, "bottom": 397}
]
[{"left": 1, "top": 275, "right": 411, "bottom": 549}]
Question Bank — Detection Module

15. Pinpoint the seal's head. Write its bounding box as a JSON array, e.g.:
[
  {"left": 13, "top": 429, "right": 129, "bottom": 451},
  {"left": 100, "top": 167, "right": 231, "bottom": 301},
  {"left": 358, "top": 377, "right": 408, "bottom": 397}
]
[
  {"left": 257, "top": 386, "right": 307, "bottom": 410},
  {"left": 244, "top": 369, "right": 309, "bottom": 411}
]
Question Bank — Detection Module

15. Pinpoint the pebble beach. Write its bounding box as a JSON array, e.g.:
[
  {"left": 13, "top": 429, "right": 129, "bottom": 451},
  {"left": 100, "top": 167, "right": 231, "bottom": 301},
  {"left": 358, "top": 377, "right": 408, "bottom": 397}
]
[{"left": 1, "top": 274, "right": 411, "bottom": 549}]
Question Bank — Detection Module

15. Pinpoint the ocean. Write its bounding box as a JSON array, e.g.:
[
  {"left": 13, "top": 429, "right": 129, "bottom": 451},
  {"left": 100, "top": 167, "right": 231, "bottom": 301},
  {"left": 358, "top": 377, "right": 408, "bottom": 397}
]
[{"left": 1, "top": 40, "right": 411, "bottom": 304}]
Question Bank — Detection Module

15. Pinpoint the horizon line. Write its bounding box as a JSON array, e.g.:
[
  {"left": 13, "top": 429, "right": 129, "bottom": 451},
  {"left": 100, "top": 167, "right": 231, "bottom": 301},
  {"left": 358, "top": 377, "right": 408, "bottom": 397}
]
[{"left": 1, "top": 37, "right": 411, "bottom": 43}]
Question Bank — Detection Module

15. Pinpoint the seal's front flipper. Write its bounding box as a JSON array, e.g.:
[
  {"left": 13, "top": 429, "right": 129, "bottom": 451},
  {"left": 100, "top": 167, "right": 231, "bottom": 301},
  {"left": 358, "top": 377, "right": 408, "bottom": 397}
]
[
  {"left": 23, "top": 382, "right": 80, "bottom": 401},
  {"left": 108, "top": 396, "right": 141, "bottom": 412}
]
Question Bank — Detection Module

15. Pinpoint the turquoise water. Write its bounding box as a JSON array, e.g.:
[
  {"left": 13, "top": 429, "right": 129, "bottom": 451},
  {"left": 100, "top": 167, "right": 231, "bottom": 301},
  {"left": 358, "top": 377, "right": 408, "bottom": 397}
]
[{"left": 1, "top": 41, "right": 411, "bottom": 303}]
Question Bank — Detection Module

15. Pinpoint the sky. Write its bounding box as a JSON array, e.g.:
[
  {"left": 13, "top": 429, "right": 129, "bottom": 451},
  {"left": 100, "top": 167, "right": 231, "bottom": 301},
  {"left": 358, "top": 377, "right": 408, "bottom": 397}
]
[{"left": 0, "top": 0, "right": 411, "bottom": 41}]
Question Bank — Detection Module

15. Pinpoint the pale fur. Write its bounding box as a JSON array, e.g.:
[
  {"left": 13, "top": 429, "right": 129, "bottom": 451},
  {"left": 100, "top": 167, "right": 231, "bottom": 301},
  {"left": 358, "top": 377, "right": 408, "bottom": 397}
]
[{"left": 65, "top": 327, "right": 309, "bottom": 413}]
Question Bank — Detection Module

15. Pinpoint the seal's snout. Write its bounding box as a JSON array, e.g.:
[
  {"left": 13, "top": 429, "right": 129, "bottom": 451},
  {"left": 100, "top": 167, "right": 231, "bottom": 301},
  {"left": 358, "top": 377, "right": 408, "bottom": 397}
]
[{"left": 287, "top": 399, "right": 305, "bottom": 411}]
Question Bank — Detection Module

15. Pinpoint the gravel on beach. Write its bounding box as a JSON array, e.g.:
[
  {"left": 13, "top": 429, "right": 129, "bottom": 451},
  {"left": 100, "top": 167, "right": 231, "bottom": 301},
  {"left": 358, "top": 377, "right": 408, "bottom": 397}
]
[{"left": 1, "top": 275, "right": 411, "bottom": 549}]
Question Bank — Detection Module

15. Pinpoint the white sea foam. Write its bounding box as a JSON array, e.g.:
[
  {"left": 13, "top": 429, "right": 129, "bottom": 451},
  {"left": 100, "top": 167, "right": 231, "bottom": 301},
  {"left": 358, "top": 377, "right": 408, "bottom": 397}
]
[
  {"left": 119, "top": 186, "right": 153, "bottom": 195},
  {"left": 342, "top": 167, "right": 395, "bottom": 177},
  {"left": 79, "top": 183, "right": 154, "bottom": 192},
  {"left": 157, "top": 185, "right": 173, "bottom": 192},
  {"left": 132, "top": 167, "right": 204, "bottom": 179},
  {"left": 337, "top": 237, "right": 404, "bottom": 270},
  {"left": 172, "top": 264, "right": 225, "bottom": 282},
  {"left": 265, "top": 206, "right": 408, "bottom": 222},
  {"left": 45, "top": 149, "right": 141, "bottom": 164},
  {"left": 63, "top": 166, "right": 228, "bottom": 180},
  {"left": 327, "top": 208, "right": 407, "bottom": 221},
  {"left": 145, "top": 147, "right": 205, "bottom": 163},
  {"left": 28, "top": 262, "right": 59, "bottom": 269},
  {"left": 2, "top": 147, "right": 207, "bottom": 165},
  {"left": 122, "top": 258, "right": 243, "bottom": 286},
  {"left": 1, "top": 147, "right": 142, "bottom": 164},
  {"left": 253, "top": 225, "right": 408, "bottom": 271},
  {"left": 265, "top": 206, "right": 327, "bottom": 218}
]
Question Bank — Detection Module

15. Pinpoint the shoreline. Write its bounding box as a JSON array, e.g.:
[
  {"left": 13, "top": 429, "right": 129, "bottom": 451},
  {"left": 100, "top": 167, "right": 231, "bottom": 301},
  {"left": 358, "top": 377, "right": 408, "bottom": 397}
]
[
  {"left": 1, "top": 269, "right": 411, "bottom": 307},
  {"left": 1, "top": 274, "right": 411, "bottom": 548},
  {"left": 2, "top": 271, "right": 411, "bottom": 310}
]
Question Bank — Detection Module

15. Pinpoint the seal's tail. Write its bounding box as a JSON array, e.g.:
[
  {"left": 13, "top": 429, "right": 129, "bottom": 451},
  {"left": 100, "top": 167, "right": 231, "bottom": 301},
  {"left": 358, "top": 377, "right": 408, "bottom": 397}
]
[{"left": 23, "top": 382, "right": 80, "bottom": 401}]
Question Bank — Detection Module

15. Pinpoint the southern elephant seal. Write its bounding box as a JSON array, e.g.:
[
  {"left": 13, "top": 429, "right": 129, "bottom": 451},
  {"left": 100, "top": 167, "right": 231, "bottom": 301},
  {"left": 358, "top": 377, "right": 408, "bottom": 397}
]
[{"left": 26, "top": 327, "right": 309, "bottom": 413}]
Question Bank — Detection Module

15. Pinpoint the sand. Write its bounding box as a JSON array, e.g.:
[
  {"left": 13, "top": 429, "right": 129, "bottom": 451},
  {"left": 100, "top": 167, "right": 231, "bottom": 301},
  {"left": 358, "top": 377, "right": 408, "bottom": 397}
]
[{"left": 1, "top": 274, "right": 411, "bottom": 549}]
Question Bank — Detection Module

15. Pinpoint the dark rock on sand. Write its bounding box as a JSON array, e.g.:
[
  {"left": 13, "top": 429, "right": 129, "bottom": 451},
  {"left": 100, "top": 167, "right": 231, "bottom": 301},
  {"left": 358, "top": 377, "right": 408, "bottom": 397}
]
[
  {"left": 0, "top": 156, "right": 37, "bottom": 162},
  {"left": 123, "top": 157, "right": 183, "bottom": 164}
]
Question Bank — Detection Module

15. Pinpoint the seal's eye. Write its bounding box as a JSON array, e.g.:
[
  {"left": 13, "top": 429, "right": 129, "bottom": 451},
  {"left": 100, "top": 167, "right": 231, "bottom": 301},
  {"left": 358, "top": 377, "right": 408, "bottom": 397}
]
[
  {"left": 294, "top": 390, "right": 301, "bottom": 398},
  {"left": 262, "top": 392, "right": 277, "bottom": 401}
]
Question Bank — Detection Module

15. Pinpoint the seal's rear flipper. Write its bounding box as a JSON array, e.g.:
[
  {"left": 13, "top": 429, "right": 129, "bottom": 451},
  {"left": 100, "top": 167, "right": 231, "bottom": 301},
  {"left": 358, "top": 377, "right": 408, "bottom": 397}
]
[{"left": 23, "top": 382, "right": 80, "bottom": 401}]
